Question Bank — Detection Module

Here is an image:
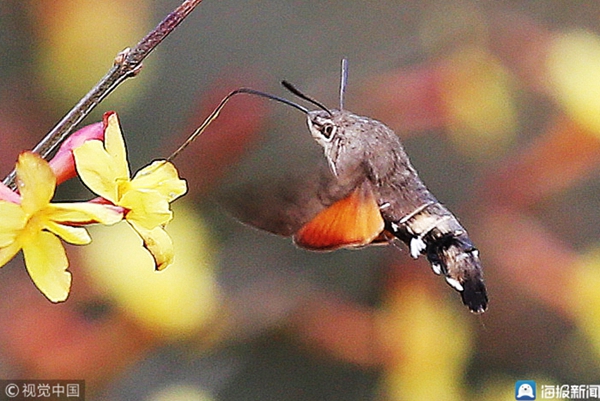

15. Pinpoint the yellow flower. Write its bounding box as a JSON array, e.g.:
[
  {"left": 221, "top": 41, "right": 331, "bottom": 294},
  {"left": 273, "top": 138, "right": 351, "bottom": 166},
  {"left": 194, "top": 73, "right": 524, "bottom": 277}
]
[
  {"left": 73, "top": 112, "right": 187, "bottom": 270},
  {"left": 0, "top": 152, "right": 123, "bottom": 302}
]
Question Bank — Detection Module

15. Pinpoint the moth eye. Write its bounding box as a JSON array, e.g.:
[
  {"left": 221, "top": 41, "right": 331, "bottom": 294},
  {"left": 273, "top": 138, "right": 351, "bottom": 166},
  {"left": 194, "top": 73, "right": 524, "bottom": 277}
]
[{"left": 321, "top": 124, "right": 336, "bottom": 139}]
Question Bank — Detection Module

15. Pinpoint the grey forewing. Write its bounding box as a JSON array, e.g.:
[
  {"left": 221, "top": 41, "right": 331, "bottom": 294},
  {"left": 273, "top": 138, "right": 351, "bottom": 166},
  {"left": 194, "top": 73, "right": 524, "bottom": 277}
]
[{"left": 219, "top": 160, "right": 362, "bottom": 237}]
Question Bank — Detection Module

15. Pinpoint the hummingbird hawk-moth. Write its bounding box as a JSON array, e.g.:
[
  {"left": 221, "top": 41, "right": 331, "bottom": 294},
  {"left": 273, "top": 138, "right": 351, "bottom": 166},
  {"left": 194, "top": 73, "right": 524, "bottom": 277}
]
[{"left": 172, "top": 59, "right": 488, "bottom": 313}]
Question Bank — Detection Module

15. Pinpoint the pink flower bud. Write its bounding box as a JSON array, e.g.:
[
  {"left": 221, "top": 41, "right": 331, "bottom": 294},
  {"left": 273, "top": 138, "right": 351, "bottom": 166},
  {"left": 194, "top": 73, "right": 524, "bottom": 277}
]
[{"left": 48, "top": 118, "right": 108, "bottom": 184}]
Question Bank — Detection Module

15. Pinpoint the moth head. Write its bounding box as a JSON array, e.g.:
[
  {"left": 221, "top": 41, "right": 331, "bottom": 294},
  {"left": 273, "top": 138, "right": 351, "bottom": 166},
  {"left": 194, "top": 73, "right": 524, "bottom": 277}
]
[
  {"left": 283, "top": 60, "right": 370, "bottom": 177},
  {"left": 306, "top": 109, "right": 374, "bottom": 179},
  {"left": 307, "top": 110, "right": 340, "bottom": 147}
]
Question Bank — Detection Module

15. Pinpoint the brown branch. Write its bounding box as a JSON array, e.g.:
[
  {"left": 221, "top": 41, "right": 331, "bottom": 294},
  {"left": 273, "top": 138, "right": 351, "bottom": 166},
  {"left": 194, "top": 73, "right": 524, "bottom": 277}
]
[{"left": 3, "top": 0, "right": 204, "bottom": 189}]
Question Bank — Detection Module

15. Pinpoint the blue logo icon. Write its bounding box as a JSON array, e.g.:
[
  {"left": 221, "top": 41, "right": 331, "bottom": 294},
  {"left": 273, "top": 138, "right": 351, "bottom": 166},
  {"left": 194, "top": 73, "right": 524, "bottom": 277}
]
[{"left": 515, "top": 380, "right": 536, "bottom": 400}]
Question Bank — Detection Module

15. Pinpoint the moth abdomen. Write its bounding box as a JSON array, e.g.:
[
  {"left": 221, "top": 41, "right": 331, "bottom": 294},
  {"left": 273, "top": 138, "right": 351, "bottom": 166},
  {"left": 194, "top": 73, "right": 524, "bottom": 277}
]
[
  {"left": 425, "top": 232, "right": 488, "bottom": 313},
  {"left": 385, "top": 202, "right": 488, "bottom": 313}
]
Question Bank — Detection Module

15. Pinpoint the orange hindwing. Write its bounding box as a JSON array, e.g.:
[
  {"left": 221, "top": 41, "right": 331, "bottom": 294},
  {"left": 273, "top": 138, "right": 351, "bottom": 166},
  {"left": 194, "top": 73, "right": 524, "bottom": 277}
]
[{"left": 294, "top": 182, "right": 384, "bottom": 250}]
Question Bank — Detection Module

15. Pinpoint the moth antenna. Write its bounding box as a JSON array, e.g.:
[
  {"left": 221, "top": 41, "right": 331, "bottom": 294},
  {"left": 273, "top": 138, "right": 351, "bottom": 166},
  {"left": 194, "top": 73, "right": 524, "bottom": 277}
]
[
  {"left": 167, "top": 88, "right": 308, "bottom": 162},
  {"left": 339, "top": 58, "right": 348, "bottom": 110},
  {"left": 281, "top": 80, "right": 332, "bottom": 116}
]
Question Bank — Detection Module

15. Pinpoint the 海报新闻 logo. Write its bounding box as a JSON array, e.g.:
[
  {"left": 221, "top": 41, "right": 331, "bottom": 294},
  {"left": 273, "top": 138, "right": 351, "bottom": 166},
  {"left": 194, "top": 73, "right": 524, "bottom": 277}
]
[{"left": 515, "top": 380, "right": 536, "bottom": 400}]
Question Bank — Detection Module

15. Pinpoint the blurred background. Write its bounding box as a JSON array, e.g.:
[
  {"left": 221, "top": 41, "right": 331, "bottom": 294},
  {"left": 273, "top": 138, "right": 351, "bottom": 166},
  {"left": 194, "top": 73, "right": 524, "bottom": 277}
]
[{"left": 1, "top": 0, "right": 600, "bottom": 399}]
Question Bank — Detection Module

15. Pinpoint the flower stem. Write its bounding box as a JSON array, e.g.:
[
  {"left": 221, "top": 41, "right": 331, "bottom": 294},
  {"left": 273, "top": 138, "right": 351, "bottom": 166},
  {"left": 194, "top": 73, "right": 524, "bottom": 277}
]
[{"left": 3, "top": 0, "right": 204, "bottom": 189}]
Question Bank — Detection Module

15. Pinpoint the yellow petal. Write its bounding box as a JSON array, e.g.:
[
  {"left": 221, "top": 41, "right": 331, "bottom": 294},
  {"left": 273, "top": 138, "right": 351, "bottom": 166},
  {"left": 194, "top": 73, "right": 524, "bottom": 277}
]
[
  {"left": 379, "top": 282, "right": 472, "bottom": 400},
  {"left": 16, "top": 152, "right": 56, "bottom": 214},
  {"left": 104, "top": 113, "right": 130, "bottom": 180},
  {"left": 440, "top": 47, "right": 517, "bottom": 158},
  {"left": 73, "top": 140, "right": 120, "bottom": 202},
  {"left": 45, "top": 221, "right": 92, "bottom": 245},
  {"left": 131, "top": 161, "right": 187, "bottom": 202},
  {"left": 82, "top": 203, "right": 217, "bottom": 338},
  {"left": 33, "top": 1, "right": 151, "bottom": 109},
  {"left": 0, "top": 201, "right": 26, "bottom": 247},
  {"left": 121, "top": 189, "right": 172, "bottom": 230},
  {"left": 47, "top": 202, "right": 123, "bottom": 225},
  {"left": 22, "top": 231, "right": 72, "bottom": 302},
  {"left": 128, "top": 221, "right": 174, "bottom": 270},
  {"left": 0, "top": 242, "right": 22, "bottom": 268},
  {"left": 546, "top": 30, "right": 600, "bottom": 137}
]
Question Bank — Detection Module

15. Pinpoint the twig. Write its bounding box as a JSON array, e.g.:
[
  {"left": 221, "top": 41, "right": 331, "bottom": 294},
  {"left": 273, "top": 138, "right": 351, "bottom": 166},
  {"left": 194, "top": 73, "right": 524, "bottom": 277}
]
[{"left": 3, "top": 0, "right": 204, "bottom": 189}]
